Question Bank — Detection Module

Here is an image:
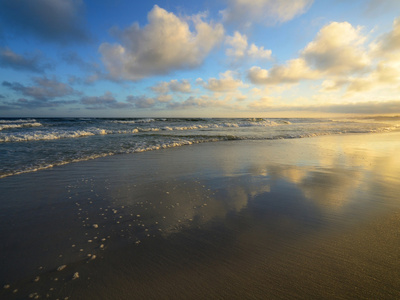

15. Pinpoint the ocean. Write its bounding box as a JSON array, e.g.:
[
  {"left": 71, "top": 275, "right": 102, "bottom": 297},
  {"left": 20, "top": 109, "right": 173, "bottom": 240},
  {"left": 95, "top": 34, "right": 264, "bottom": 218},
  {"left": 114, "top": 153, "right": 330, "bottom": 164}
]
[{"left": 1, "top": 116, "right": 399, "bottom": 178}]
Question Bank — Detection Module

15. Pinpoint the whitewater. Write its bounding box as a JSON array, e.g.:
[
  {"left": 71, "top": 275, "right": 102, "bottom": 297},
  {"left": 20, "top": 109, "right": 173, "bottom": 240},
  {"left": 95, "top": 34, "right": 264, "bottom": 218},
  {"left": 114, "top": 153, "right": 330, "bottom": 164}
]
[{"left": 0, "top": 117, "right": 399, "bottom": 178}]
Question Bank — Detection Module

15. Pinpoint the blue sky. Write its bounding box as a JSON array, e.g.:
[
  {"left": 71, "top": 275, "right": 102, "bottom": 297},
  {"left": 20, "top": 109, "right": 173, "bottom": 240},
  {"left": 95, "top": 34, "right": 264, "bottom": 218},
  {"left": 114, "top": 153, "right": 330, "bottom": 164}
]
[{"left": 1, "top": 0, "right": 400, "bottom": 117}]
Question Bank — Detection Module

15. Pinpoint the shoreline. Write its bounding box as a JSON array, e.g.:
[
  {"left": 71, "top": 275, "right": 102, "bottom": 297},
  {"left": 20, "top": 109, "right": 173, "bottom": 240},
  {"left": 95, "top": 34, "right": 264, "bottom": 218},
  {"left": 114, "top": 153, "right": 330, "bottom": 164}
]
[
  {"left": 2, "top": 129, "right": 400, "bottom": 180},
  {"left": 1, "top": 131, "right": 400, "bottom": 299}
]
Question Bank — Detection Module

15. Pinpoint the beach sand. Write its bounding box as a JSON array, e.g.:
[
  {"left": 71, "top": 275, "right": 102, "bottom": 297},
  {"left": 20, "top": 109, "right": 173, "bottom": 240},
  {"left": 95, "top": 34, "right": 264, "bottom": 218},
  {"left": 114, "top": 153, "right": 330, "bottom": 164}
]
[{"left": 1, "top": 132, "right": 400, "bottom": 299}]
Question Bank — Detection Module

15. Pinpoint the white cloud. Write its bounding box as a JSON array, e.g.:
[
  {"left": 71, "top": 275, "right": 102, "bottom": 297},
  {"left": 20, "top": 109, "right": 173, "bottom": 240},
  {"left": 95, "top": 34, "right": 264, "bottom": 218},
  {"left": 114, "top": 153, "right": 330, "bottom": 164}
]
[
  {"left": 302, "top": 22, "right": 370, "bottom": 75},
  {"left": 320, "top": 79, "right": 348, "bottom": 92},
  {"left": 167, "top": 95, "right": 232, "bottom": 110},
  {"left": 247, "top": 21, "right": 372, "bottom": 88},
  {"left": 170, "top": 80, "right": 191, "bottom": 93},
  {"left": 372, "top": 16, "right": 400, "bottom": 59},
  {"left": 3, "top": 76, "right": 79, "bottom": 100},
  {"left": 364, "top": 0, "right": 400, "bottom": 17},
  {"left": 99, "top": 5, "right": 224, "bottom": 81},
  {"left": 167, "top": 95, "right": 212, "bottom": 109},
  {"left": 221, "top": 0, "right": 313, "bottom": 27},
  {"left": 268, "top": 100, "right": 400, "bottom": 114},
  {"left": 345, "top": 61, "right": 400, "bottom": 93},
  {"left": 127, "top": 95, "right": 156, "bottom": 108},
  {"left": 81, "top": 91, "right": 115, "bottom": 105},
  {"left": 248, "top": 97, "right": 274, "bottom": 109},
  {"left": 156, "top": 94, "right": 173, "bottom": 103},
  {"left": 0, "top": 47, "right": 52, "bottom": 73},
  {"left": 151, "top": 79, "right": 192, "bottom": 94},
  {"left": 225, "top": 31, "right": 271, "bottom": 61},
  {"left": 320, "top": 17, "right": 400, "bottom": 94},
  {"left": 126, "top": 93, "right": 173, "bottom": 109},
  {"left": 247, "top": 66, "right": 269, "bottom": 84},
  {"left": 202, "top": 70, "right": 245, "bottom": 92},
  {"left": 150, "top": 79, "right": 192, "bottom": 96},
  {"left": 151, "top": 82, "right": 169, "bottom": 94},
  {"left": 248, "top": 59, "right": 319, "bottom": 85},
  {"left": 226, "top": 31, "right": 247, "bottom": 59},
  {"left": 247, "top": 44, "right": 272, "bottom": 59},
  {"left": 169, "top": 80, "right": 192, "bottom": 93},
  {"left": 81, "top": 91, "right": 132, "bottom": 109},
  {"left": 236, "top": 95, "right": 247, "bottom": 102}
]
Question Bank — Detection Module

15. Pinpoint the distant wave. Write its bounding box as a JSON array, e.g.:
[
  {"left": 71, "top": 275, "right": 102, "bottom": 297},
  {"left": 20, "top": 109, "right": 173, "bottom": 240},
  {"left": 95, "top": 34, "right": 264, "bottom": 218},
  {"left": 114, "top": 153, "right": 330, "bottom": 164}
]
[
  {"left": 0, "top": 120, "right": 283, "bottom": 142},
  {"left": 1, "top": 119, "right": 398, "bottom": 143},
  {"left": 0, "top": 128, "right": 110, "bottom": 142},
  {"left": 0, "top": 122, "right": 42, "bottom": 131},
  {"left": 0, "top": 119, "right": 37, "bottom": 123},
  {"left": 113, "top": 118, "right": 156, "bottom": 124}
]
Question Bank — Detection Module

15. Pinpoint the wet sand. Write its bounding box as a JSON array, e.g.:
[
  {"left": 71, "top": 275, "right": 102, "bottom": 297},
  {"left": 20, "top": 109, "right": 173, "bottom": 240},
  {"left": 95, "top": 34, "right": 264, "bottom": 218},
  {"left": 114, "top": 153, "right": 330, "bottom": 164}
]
[{"left": 1, "top": 132, "right": 400, "bottom": 299}]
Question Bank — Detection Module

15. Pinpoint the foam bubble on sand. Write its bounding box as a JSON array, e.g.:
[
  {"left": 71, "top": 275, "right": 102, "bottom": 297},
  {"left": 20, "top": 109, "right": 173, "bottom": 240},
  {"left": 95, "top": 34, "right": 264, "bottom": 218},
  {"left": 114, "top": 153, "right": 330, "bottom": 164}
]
[
  {"left": 28, "top": 292, "right": 39, "bottom": 299},
  {"left": 57, "top": 265, "right": 67, "bottom": 271},
  {"left": 88, "top": 254, "right": 96, "bottom": 261}
]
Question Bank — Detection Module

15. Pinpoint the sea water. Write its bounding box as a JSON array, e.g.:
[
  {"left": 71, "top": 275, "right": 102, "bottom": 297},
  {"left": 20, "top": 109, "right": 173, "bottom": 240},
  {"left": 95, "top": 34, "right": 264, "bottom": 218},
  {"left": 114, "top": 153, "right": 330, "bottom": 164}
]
[{"left": 0, "top": 116, "right": 399, "bottom": 178}]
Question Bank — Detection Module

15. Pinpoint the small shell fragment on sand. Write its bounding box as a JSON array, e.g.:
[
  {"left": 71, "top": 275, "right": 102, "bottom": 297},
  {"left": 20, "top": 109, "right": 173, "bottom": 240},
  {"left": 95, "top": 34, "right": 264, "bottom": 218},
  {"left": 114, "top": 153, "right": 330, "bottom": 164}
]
[
  {"left": 57, "top": 265, "right": 67, "bottom": 271},
  {"left": 92, "top": 224, "right": 98, "bottom": 228},
  {"left": 3, "top": 284, "right": 10, "bottom": 289},
  {"left": 72, "top": 272, "right": 79, "bottom": 280},
  {"left": 34, "top": 276, "right": 40, "bottom": 282},
  {"left": 87, "top": 253, "right": 96, "bottom": 260}
]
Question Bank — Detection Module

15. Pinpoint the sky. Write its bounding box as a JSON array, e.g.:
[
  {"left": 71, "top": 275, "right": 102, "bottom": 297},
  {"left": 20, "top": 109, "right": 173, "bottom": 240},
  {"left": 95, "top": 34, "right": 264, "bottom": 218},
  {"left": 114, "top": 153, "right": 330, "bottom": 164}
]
[{"left": 1, "top": 0, "right": 400, "bottom": 118}]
